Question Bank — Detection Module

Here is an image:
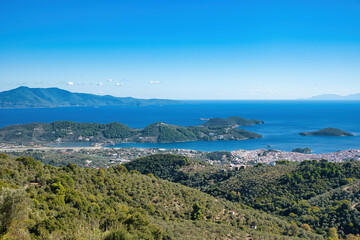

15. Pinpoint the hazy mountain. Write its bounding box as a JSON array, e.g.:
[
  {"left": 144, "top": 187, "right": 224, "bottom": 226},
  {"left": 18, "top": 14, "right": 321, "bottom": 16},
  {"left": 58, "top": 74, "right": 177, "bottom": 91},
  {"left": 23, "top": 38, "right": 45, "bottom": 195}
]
[
  {"left": 0, "top": 86, "right": 181, "bottom": 108},
  {"left": 305, "top": 93, "right": 360, "bottom": 100}
]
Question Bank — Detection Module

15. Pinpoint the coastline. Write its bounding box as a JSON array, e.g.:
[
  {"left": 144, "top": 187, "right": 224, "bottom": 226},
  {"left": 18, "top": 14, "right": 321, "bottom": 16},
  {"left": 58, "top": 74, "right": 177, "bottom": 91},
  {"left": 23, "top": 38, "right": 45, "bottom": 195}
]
[
  {"left": 1, "top": 144, "right": 359, "bottom": 164},
  {"left": 1, "top": 101, "right": 360, "bottom": 153},
  {"left": 0, "top": 145, "right": 104, "bottom": 152}
]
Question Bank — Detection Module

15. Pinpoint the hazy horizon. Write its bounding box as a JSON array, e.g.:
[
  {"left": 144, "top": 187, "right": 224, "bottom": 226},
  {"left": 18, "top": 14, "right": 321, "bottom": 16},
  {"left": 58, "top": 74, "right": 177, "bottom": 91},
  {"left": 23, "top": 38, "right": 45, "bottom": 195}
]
[
  {"left": 2, "top": 85, "right": 360, "bottom": 101},
  {"left": 1, "top": 0, "right": 360, "bottom": 99}
]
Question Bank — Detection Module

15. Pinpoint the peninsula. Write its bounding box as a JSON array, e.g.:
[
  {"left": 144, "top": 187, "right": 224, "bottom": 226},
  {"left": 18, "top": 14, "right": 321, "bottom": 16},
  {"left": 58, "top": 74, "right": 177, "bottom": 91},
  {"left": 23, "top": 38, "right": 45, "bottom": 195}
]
[
  {"left": 0, "top": 117, "right": 263, "bottom": 145},
  {"left": 299, "top": 127, "right": 354, "bottom": 136}
]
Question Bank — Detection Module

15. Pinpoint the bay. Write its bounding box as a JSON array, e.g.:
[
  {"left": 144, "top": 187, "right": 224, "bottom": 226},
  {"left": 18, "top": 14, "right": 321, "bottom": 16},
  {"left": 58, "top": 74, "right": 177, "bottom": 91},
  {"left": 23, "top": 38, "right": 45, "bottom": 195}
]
[{"left": 1, "top": 100, "right": 360, "bottom": 153}]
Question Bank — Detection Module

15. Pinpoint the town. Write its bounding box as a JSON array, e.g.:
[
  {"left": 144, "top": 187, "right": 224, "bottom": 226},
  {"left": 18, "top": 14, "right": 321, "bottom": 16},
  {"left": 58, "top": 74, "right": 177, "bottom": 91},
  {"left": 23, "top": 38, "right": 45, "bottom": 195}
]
[{"left": 1, "top": 143, "right": 360, "bottom": 169}]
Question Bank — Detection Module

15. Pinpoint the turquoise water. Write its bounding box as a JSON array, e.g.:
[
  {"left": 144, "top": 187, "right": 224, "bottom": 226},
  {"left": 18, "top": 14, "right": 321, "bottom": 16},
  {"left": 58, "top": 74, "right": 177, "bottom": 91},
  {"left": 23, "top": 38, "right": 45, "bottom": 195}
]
[{"left": 1, "top": 100, "right": 360, "bottom": 153}]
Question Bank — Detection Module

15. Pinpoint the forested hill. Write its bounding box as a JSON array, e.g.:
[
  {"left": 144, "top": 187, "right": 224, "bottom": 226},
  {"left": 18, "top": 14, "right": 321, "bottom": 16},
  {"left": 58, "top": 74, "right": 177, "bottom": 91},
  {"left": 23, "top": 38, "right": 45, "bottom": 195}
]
[
  {"left": 0, "top": 120, "right": 262, "bottom": 144},
  {"left": 0, "top": 86, "right": 180, "bottom": 108},
  {"left": 0, "top": 153, "right": 321, "bottom": 240},
  {"left": 125, "top": 155, "right": 360, "bottom": 239}
]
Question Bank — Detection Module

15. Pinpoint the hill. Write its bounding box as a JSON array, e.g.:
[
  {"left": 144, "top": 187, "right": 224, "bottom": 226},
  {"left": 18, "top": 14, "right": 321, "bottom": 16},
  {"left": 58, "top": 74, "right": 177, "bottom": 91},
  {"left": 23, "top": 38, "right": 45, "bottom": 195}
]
[
  {"left": 140, "top": 122, "right": 262, "bottom": 143},
  {"left": 0, "top": 153, "right": 321, "bottom": 240},
  {"left": 125, "top": 155, "right": 360, "bottom": 238},
  {"left": 201, "top": 116, "right": 264, "bottom": 127},
  {"left": 207, "top": 160, "right": 360, "bottom": 237},
  {"left": 0, "top": 86, "right": 180, "bottom": 108},
  {"left": 299, "top": 128, "right": 354, "bottom": 136},
  {"left": 0, "top": 120, "right": 263, "bottom": 145}
]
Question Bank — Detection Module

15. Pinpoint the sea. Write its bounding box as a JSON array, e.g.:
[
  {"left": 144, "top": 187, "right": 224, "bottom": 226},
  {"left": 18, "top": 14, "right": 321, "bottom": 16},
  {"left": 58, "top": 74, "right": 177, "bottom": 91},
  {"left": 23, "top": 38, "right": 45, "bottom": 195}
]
[{"left": 1, "top": 100, "right": 360, "bottom": 154}]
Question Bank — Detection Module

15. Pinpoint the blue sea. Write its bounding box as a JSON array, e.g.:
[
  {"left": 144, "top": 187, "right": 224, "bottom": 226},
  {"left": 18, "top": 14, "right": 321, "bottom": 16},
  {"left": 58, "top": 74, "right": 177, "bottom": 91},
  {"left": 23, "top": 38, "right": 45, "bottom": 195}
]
[{"left": 1, "top": 100, "right": 360, "bottom": 153}]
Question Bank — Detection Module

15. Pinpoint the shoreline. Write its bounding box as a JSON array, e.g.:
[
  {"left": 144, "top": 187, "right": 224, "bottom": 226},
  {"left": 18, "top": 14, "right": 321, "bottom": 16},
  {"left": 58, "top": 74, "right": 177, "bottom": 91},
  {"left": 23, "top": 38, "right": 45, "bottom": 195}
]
[{"left": 0, "top": 146, "right": 104, "bottom": 152}]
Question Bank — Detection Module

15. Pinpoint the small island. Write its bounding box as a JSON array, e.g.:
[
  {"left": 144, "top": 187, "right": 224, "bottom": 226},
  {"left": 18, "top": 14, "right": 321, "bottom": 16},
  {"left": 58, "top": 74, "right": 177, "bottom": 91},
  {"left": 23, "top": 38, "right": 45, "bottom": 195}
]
[
  {"left": 299, "top": 128, "right": 354, "bottom": 137},
  {"left": 201, "top": 116, "right": 264, "bottom": 127}
]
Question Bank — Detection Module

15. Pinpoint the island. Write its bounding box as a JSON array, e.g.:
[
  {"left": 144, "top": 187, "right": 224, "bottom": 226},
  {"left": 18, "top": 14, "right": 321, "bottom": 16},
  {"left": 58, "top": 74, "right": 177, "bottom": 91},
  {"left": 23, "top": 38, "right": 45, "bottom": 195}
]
[
  {"left": 304, "top": 93, "right": 360, "bottom": 100},
  {"left": 0, "top": 117, "right": 263, "bottom": 145},
  {"left": 201, "top": 116, "right": 264, "bottom": 127},
  {"left": 0, "top": 86, "right": 181, "bottom": 108},
  {"left": 299, "top": 128, "right": 354, "bottom": 136}
]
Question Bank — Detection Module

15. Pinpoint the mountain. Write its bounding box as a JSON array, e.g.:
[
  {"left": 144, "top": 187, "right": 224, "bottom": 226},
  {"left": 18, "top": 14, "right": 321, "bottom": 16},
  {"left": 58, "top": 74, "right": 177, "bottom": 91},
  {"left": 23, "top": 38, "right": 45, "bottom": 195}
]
[
  {"left": 0, "top": 86, "right": 180, "bottom": 108},
  {"left": 0, "top": 120, "right": 263, "bottom": 145},
  {"left": 0, "top": 153, "right": 322, "bottom": 239},
  {"left": 305, "top": 93, "right": 360, "bottom": 100}
]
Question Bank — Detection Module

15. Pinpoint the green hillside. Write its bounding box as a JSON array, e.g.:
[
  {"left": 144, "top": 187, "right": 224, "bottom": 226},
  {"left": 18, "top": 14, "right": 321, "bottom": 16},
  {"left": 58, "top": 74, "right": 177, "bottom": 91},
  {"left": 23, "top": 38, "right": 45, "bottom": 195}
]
[
  {"left": 206, "top": 161, "right": 360, "bottom": 237},
  {"left": 140, "top": 122, "right": 262, "bottom": 143},
  {"left": 125, "top": 155, "right": 360, "bottom": 239},
  {"left": 0, "top": 153, "right": 322, "bottom": 240}
]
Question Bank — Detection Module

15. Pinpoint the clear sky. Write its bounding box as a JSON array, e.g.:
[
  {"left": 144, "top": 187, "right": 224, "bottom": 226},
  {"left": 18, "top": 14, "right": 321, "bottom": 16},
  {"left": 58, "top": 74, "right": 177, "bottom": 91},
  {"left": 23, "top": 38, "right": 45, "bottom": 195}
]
[{"left": 1, "top": 0, "right": 359, "bottom": 99}]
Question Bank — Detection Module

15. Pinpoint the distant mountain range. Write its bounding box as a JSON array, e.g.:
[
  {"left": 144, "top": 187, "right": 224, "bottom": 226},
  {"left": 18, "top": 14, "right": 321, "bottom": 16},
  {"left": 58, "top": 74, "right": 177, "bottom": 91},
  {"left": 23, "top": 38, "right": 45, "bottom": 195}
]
[
  {"left": 305, "top": 93, "right": 360, "bottom": 100},
  {"left": 0, "top": 86, "right": 181, "bottom": 108}
]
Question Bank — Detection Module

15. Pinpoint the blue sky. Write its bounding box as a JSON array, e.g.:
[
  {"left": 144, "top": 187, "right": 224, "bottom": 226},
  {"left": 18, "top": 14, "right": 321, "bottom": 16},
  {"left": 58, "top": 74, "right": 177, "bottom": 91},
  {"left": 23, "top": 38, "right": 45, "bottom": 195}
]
[{"left": 1, "top": 0, "right": 359, "bottom": 99}]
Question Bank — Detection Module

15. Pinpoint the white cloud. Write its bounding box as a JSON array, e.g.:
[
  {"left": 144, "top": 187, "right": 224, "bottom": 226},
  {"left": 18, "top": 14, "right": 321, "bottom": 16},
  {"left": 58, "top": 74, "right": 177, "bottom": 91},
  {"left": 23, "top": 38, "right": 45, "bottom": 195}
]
[
  {"left": 339, "top": 89, "right": 350, "bottom": 92},
  {"left": 149, "top": 80, "right": 161, "bottom": 84},
  {"left": 107, "top": 78, "right": 113, "bottom": 82},
  {"left": 251, "top": 88, "right": 280, "bottom": 94},
  {"left": 76, "top": 82, "right": 89, "bottom": 85},
  {"left": 67, "top": 81, "right": 74, "bottom": 86},
  {"left": 97, "top": 82, "right": 104, "bottom": 86},
  {"left": 115, "top": 82, "right": 124, "bottom": 86}
]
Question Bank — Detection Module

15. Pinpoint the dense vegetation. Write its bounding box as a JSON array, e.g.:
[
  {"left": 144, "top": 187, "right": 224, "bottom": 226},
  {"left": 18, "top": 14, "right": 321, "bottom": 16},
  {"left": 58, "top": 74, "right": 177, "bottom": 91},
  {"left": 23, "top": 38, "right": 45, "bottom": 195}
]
[
  {"left": 299, "top": 128, "right": 354, "bottom": 136},
  {"left": 206, "top": 151, "right": 232, "bottom": 161},
  {"left": 292, "top": 148, "right": 312, "bottom": 154},
  {"left": 126, "top": 154, "right": 360, "bottom": 239},
  {"left": 125, "top": 154, "right": 190, "bottom": 181},
  {"left": 0, "top": 152, "right": 322, "bottom": 240},
  {"left": 216, "top": 161, "right": 360, "bottom": 238},
  {"left": 7, "top": 151, "right": 111, "bottom": 168},
  {"left": 0, "top": 120, "right": 262, "bottom": 145},
  {"left": 140, "top": 122, "right": 262, "bottom": 143}
]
